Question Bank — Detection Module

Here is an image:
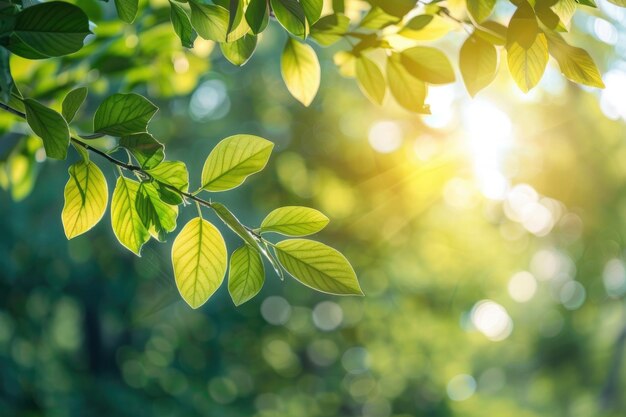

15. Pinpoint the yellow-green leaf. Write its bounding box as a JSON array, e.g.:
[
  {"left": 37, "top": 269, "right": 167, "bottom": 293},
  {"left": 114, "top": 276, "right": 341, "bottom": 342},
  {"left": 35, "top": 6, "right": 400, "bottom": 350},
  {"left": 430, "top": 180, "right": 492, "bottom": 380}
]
[
  {"left": 355, "top": 55, "right": 386, "bottom": 105},
  {"left": 111, "top": 177, "right": 150, "bottom": 256},
  {"left": 460, "top": 34, "right": 499, "bottom": 96},
  {"left": 228, "top": 244, "right": 265, "bottom": 306},
  {"left": 119, "top": 133, "right": 165, "bottom": 169},
  {"left": 220, "top": 34, "right": 257, "bottom": 66},
  {"left": 270, "top": 0, "right": 307, "bottom": 38},
  {"left": 507, "top": 31, "right": 548, "bottom": 92},
  {"left": 146, "top": 161, "right": 189, "bottom": 192},
  {"left": 281, "top": 37, "right": 321, "bottom": 106},
  {"left": 387, "top": 53, "right": 429, "bottom": 113},
  {"left": 547, "top": 32, "right": 604, "bottom": 88},
  {"left": 189, "top": 2, "right": 229, "bottom": 42},
  {"left": 136, "top": 182, "right": 178, "bottom": 241},
  {"left": 275, "top": 239, "right": 363, "bottom": 295},
  {"left": 399, "top": 46, "right": 455, "bottom": 84},
  {"left": 172, "top": 217, "right": 227, "bottom": 309},
  {"left": 201, "top": 134, "right": 273, "bottom": 192},
  {"left": 62, "top": 161, "right": 108, "bottom": 239},
  {"left": 260, "top": 206, "right": 329, "bottom": 236},
  {"left": 467, "top": 0, "right": 496, "bottom": 23}
]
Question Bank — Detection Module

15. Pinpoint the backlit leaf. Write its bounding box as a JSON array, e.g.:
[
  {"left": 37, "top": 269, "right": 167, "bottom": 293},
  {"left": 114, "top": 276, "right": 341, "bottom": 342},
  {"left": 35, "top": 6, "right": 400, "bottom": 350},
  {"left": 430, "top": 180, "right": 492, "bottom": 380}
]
[
  {"left": 260, "top": 206, "right": 329, "bottom": 236},
  {"left": 301, "top": 0, "right": 323, "bottom": 24},
  {"left": 281, "top": 37, "right": 321, "bottom": 106},
  {"left": 24, "top": 99, "right": 69, "bottom": 160},
  {"left": 460, "top": 34, "right": 498, "bottom": 96},
  {"left": 399, "top": 46, "right": 455, "bottom": 84},
  {"left": 228, "top": 244, "right": 265, "bottom": 306},
  {"left": 547, "top": 32, "right": 604, "bottom": 88},
  {"left": 62, "top": 160, "right": 108, "bottom": 239},
  {"left": 201, "top": 134, "right": 273, "bottom": 191},
  {"left": 355, "top": 55, "right": 386, "bottom": 105},
  {"left": 172, "top": 217, "right": 227, "bottom": 308},
  {"left": 467, "top": 0, "right": 496, "bottom": 23},
  {"left": 275, "top": 239, "right": 363, "bottom": 295},
  {"left": 189, "top": 2, "right": 229, "bottom": 42},
  {"left": 147, "top": 161, "right": 189, "bottom": 192},
  {"left": 310, "top": 13, "right": 350, "bottom": 46},
  {"left": 507, "top": 31, "right": 548, "bottom": 92},
  {"left": 119, "top": 133, "right": 165, "bottom": 169},
  {"left": 220, "top": 34, "right": 257, "bottom": 66},
  {"left": 270, "top": 0, "right": 307, "bottom": 38},
  {"left": 61, "top": 87, "right": 87, "bottom": 123},
  {"left": 111, "top": 176, "right": 150, "bottom": 256},
  {"left": 94, "top": 93, "right": 158, "bottom": 136},
  {"left": 211, "top": 202, "right": 259, "bottom": 248},
  {"left": 387, "top": 53, "right": 428, "bottom": 113},
  {"left": 136, "top": 182, "right": 178, "bottom": 241}
]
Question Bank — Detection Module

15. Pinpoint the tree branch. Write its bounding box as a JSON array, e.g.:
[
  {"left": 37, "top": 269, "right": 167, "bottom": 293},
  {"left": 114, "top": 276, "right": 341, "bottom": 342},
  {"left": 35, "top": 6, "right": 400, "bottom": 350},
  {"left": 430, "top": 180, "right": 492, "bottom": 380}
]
[{"left": 0, "top": 102, "right": 261, "bottom": 238}]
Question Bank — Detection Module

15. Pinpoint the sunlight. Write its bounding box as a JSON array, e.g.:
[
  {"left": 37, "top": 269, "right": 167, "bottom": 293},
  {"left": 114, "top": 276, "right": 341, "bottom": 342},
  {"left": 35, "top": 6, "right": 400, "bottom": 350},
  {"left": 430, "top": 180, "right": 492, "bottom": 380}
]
[{"left": 462, "top": 100, "right": 514, "bottom": 200}]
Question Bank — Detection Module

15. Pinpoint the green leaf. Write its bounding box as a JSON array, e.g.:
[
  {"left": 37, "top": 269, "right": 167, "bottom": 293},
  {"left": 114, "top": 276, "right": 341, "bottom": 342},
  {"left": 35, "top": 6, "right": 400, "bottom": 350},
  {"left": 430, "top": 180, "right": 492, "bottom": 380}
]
[
  {"left": 260, "top": 206, "right": 329, "bottom": 236},
  {"left": 359, "top": 6, "right": 401, "bottom": 30},
  {"left": 7, "top": 2, "right": 90, "bottom": 59},
  {"left": 93, "top": 93, "right": 158, "bottom": 136},
  {"left": 172, "top": 217, "right": 227, "bottom": 309},
  {"left": 467, "top": 0, "right": 496, "bottom": 23},
  {"left": 189, "top": 2, "right": 229, "bottom": 42},
  {"left": 460, "top": 34, "right": 498, "bottom": 96},
  {"left": 507, "top": 1, "right": 539, "bottom": 50},
  {"left": 146, "top": 161, "right": 189, "bottom": 192},
  {"left": 301, "top": 0, "right": 323, "bottom": 24},
  {"left": 373, "top": 0, "right": 417, "bottom": 17},
  {"left": 201, "top": 134, "right": 273, "bottom": 192},
  {"left": 270, "top": 0, "right": 307, "bottom": 38},
  {"left": 310, "top": 13, "right": 350, "bottom": 46},
  {"left": 546, "top": 32, "right": 604, "bottom": 88},
  {"left": 229, "top": 244, "right": 265, "bottom": 306},
  {"left": 281, "top": 37, "right": 321, "bottom": 106},
  {"left": 170, "top": 1, "right": 197, "bottom": 48},
  {"left": 211, "top": 202, "right": 259, "bottom": 248},
  {"left": 0, "top": 48, "right": 14, "bottom": 103},
  {"left": 115, "top": 0, "right": 138, "bottom": 23},
  {"left": 275, "top": 239, "right": 362, "bottom": 295},
  {"left": 111, "top": 176, "right": 151, "bottom": 256},
  {"left": 136, "top": 182, "right": 178, "bottom": 241},
  {"left": 220, "top": 34, "right": 257, "bottom": 66},
  {"left": 119, "top": 133, "right": 165, "bottom": 169},
  {"left": 62, "top": 160, "right": 108, "bottom": 239},
  {"left": 61, "top": 87, "right": 88, "bottom": 123},
  {"left": 507, "top": 31, "right": 548, "bottom": 92},
  {"left": 23, "top": 99, "right": 69, "bottom": 160},
  {"left": 155, "top": 182, "right": 183, "bottom": 205},
  {"left": 474, "top": 21, "right": 507, "bottom": 45},
  {"left": 607, "top": 0, "right": 626, "bottom": 6},
  {"left": 387, "top": 53, "right": 429, "bottom": 113},
  {"left": 575, "top": 0, "right": 596, "bottom": 7},
  {"left": 245, "top": 0, "right": 269, "bottom": 34},
  {"left": 225, "top": 0, "right": 249, "bottom": 42},
  {"left": 355, "top": 55, "right": 386, "bottom": 105},
  {"left": 399, "top": 46, "right": 455, "bottom": 84}
]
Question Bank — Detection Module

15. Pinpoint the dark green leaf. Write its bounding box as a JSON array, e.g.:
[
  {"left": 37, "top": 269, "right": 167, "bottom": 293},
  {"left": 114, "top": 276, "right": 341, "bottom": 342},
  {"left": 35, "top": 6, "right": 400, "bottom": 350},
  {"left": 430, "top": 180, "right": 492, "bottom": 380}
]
[
  {"left": 114, "top": 0, "right": 138, "bottom": 23},
  {"left": 301, "top": 0, "right": 323, "bottom": 24},
  {"left": 61, "top": 87, "right": 87, "bottom": 123},
  {"left": 93, "top": 93, "right": 158, "bottom": 136},
  {"left": 245, "top": 0, "right": 269, "bottom": 34},
  {"left": 7, "top": 2, "right": 90, "bottom": 59},
  {"left": 136, "top": 182, "right": 178, "bottom": 241},
  {"left": 270, "top": 0, "right": 307, "bottom": 38},
  {"left": 170, "top": 1, "right": 197, "bottom": 48},
  {"left": 24, "top": 99, "right": 69, "bottom": 160},
  {"left": 0, "top": 48, "right": 13, "bottom": 103},
  {"left": 119, "top": 133, "right": 165, "bottom": 169}
]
